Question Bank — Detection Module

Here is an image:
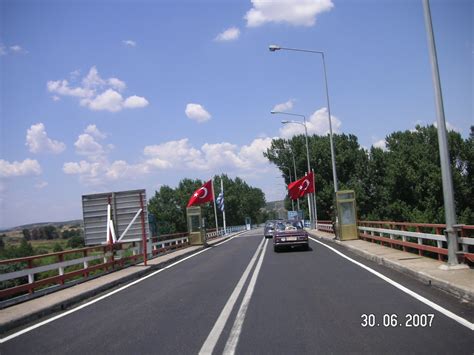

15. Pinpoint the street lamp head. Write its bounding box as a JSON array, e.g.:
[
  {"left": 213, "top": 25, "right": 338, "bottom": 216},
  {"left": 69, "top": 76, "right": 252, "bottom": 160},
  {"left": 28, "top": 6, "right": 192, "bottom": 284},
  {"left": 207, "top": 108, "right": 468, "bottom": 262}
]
[
  {"left": 270, "top": 110, "right": 276, "bottom": 114},
  {"left": 269, "top": 44, "right": 281, "bottom": 52},
  {"left": 281, "top": 120, "right": 289, "bottom": 124}
]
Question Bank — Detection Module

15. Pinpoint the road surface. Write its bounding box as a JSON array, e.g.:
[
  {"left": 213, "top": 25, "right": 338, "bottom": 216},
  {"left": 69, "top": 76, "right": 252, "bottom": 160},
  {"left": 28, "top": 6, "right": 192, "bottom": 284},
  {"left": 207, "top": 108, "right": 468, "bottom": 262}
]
[{"left": 1, "top": 229, "right": 473, "bottom": 354}]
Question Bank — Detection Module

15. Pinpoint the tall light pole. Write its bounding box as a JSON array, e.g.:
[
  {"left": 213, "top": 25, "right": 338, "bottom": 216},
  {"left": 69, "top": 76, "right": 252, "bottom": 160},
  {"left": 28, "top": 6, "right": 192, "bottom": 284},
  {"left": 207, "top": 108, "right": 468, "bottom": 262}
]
[
  {"left": 282, "top": 166, "right": 295, "bottom": 211},
  {"left": 269, "top": 44, "right": 338, "bottom": 193},
  {"left": 422, "top": 0, "right": 461, "bottom": 267},
  {"left": 275, "top": 146, "right": 300, "bottom": 211},
  {"left": 271, "top": 110, "right": 317, "bottom": 228},
  {"left": 285, "top": 143, "right": 300, "bottom": 211}
]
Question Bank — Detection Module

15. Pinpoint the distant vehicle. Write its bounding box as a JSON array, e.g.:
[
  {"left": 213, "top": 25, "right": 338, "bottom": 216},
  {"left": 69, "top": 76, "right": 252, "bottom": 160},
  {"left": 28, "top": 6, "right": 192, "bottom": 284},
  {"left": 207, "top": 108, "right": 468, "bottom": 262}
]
[
  {"left": 264, "top": 220, "right": 276, "bottom": 238},
  {"left": 273, "top": 220, "right": 309, "bottom": 252}
]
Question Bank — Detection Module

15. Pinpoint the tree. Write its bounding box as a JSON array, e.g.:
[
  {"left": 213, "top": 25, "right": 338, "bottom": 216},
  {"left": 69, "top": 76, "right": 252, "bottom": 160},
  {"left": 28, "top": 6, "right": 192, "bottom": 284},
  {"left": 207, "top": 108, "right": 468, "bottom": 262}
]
[
  {"left": 41, "top": 226, "right": 59, "bottom": 240},
  {"left": 148, "top": 176, "right": 267, "bottom": 234},
  {"left": 67, "top": 236, "right": 85, "bottom": 249},
  {"left": 215, "top": 175, "right": 267, "bottom": 226},
  {"left": 265, "top": 133, "right": 368, "bottom": 221},
  {"left": 264, "top": 125, "right": 473, "bottom": 224},
  {"left": 62, "top": 228, "right": 82, "bottom": 239},
  {"left": 17, "top": 239, "right": 34, "bottom": 257},
  {"left": 22, "top": 229, "right": 31, "bottom": 241},
  {"left": 53, "top": 243, "right": 63, "bottom": 252}
]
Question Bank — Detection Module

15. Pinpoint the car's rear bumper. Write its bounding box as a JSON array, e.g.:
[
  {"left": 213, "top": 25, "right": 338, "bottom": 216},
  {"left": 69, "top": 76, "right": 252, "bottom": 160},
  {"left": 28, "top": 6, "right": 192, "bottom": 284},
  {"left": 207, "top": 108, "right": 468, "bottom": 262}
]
[{"left": 274, "top": 240, "right": 308, "bottom": 247}]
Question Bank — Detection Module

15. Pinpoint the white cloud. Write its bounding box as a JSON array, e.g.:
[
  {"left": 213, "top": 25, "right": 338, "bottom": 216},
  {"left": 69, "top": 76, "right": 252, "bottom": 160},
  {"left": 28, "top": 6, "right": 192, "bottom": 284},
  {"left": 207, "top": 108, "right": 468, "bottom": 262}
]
[
  {"left": 185, "top": 103, "right": 211, "bottom": 122},
  {"left": 47, "top": 80, "right": 93, "bottom": 98},
  {"left": 63, "top": 160, "right": 96, "bottom": 175},
  {"left": 74, "top": 133, "right": 105, "bottom": 159},
  {"left": 245, "top": 0, "right": 334, "bottom": 27},
  {"left": 123, "top": 40, "right": 136, "bottom": 47},
  {"left": 52, "top": 95, "right": 60, "bottom": 101},
  {"left": 9, "top": 45, "right": 28, "bottom": 54},
  {"left": 240, "top": 137, "right": 273, "bottom": 166},
  {"left": 0, "top": 45, "right": 6, "bottom": 56},
  {"left": 47, "top": 66, "right": 148, "bottom": 112},
  {"left": 372, "top": 139, "right": 387, "bottom": 151},
  {"left": 82, "top": 89, "right": 124, "bottom": 112},
  {"left": 108, "top": 77, "right": 126, "bottom": 91},
  {"left": 144, "top": 138, "right": 201, "bottom": 169},
  {"left": 10, "top": 45, "right": 23, "bottom": 52},
  {"left": 215, "top": 27, "right": 240, "bottom": 42},
  {"left": 272, "top": 99, "right": 294, "bottom": 112},
  {"left": 35, "top": 181, "right": 48, "bottom": 189},
  {"left": 84, "top": 124, "right": 107, "bottom": 139},
  {"left": 279, "top": 107, "right": 341, "bottom": 138},
  {"left": 82, "top": 66, "right": 106, "bottom": 88},
  {"left": 143, "top": 137, "right": 273, "bottom": 172},
  {"left": 70, "top": 69, "right": 81, "bottom": 80},
  {"left": 123, "top": 95, "right": 149, "bottom": 108},
  {"left": 0, "top": 159, "right": 41, "bottom": 177},
  {"left": 105, "top": 160, "right": 150, "bottom": 180},
  {"left": 26, "top": 123, "right": 66, "bottom": 154},
  {"left": 65, "top": 126, "right": 148, "bottom": 185}
]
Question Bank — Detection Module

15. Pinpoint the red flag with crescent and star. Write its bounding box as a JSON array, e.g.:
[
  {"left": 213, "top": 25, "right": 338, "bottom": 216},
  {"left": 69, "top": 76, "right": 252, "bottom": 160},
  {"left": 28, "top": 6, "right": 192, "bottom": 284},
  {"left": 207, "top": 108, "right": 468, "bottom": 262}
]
[
  {"left": 288, "top": 172, "right": 315, "bottom": 200},
  {"left": 187, "top": 180, "right": 215, "bottom": 207}
]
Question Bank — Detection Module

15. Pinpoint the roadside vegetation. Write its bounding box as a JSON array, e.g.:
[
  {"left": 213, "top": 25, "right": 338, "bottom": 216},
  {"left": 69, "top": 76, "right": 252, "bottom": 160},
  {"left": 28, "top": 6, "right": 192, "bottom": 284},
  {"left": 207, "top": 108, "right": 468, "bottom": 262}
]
[
  {"left": 148, "top": 174, "right": 268, "bottom": 235},
  {"left": 265, "top": 125, "right": 473, "bottom": 224},
  {"left": 0, "top": 225, "right": 84, "bottom": 260}
]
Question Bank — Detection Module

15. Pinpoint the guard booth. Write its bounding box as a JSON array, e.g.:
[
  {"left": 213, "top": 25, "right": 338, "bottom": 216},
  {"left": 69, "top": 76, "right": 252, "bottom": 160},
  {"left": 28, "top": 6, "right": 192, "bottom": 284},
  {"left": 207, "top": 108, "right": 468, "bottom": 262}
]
[
  {"left": 335, "top": 190, "right": 358, "bottom": 240},
  {"left": 186, "top": 206, "right": 206, "bottom": 245},
  {"left": 245, "top": 217, "right": 251, "bottom": 231}
]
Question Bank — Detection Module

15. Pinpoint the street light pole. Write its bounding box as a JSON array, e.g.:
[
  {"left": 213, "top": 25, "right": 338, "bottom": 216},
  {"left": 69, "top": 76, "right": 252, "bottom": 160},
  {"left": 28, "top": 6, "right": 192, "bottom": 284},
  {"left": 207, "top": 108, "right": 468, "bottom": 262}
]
[
  {"left": 286, "top": 143, "right": 300, "bottom": 211},
  {"left": 422, "top": 0, "right": 460, "bottom": 267},
  {"left": 269, "top": 44, "right": 338, "bottom": 193},
  {"left": 275, "top": 146, "right": 300, "bottom": 211},
  {"left": 282, "top": 166, "right": 295, "bottom": 211},
  {"left": 271, "top": 111, "right": 317, "bottom": 228}
]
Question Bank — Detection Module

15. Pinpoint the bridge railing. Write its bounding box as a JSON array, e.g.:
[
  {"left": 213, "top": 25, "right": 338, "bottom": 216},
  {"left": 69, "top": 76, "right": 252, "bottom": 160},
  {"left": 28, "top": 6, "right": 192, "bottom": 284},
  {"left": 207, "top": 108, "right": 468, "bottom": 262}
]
[
  {"left": 357, "top": 221, "right": 474, "bottom": 263},
  {"left": 314, "top": 220, "right": 474, "bottom": 264},
  {"left": 0, "top": 226, "right": 245, "bottom": 304},
  {"left": 206, "top": 225, "right": 247, "bottom": 239}
]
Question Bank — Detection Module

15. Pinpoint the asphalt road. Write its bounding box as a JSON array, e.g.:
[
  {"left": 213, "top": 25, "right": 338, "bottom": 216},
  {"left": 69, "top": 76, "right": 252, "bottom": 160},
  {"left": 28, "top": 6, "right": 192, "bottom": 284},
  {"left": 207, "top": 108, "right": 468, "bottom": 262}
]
[{"left": 1, "top": 229, "right": 473, "bottom": 354}]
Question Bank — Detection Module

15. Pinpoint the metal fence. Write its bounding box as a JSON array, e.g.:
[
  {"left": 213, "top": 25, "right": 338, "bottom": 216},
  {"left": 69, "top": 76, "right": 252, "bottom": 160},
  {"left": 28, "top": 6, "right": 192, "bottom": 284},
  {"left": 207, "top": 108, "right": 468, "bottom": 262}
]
[
  {"left": 0, "top": 226, "right": 246, "bottom": 303},
  {"left": 313, "top": 221, "right": 474, "bottom": 263},
  {"left": 357, "top": 221, "right": 474, "bottom": 263}
]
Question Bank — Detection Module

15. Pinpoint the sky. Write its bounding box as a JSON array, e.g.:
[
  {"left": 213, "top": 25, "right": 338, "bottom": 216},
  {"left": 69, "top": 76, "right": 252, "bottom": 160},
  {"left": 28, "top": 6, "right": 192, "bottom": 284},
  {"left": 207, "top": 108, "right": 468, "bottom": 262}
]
[{"left": 0, "top": 0, "right": 472, "bottom": 229}]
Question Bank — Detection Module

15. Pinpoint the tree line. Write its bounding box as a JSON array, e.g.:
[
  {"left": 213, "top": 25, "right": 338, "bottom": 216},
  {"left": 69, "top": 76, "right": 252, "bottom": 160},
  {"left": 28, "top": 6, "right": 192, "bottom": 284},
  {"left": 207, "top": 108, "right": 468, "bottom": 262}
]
[
  {"left": 148, "top": 174, "right": 267, "bottom": 235},
  {"left": 0, "top": 227, "right": 85, "bottom": 260},
  {"left": 264, "top": 125, "right": 473, "bottom": 224},
  {"left": 21, "top": 226, "right": 82, "bottom": 241}
]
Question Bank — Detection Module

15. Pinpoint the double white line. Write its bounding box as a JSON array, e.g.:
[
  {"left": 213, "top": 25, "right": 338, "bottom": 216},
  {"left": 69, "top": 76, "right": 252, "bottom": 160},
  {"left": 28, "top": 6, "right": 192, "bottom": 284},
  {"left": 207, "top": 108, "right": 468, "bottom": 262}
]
[{"left": 200, "top": 237, "right": 268, "bottom": 355}]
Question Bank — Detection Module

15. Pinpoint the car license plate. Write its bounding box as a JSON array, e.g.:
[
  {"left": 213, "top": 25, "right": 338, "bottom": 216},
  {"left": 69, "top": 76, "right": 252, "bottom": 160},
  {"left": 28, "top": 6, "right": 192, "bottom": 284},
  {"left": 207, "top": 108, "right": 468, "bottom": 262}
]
[{"left": 287, "top": 236, "right": 297, "bottom": 241}]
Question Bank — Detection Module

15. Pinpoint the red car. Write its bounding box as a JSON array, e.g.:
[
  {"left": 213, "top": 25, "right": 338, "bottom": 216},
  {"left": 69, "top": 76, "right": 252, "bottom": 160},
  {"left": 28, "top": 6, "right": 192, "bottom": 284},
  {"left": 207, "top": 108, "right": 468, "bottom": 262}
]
[{"left": 273, "top": 220, "right": 309, "bottom": 252}]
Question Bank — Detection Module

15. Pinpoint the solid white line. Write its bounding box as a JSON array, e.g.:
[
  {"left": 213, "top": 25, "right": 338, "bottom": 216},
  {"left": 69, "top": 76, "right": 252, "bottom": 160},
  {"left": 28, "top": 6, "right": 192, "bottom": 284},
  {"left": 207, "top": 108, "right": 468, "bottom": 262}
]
[
  {"left": 0, "top": 234, "right": 241, "bottom": 344},
  {"left": 223, "top": 238, "right": 268, "bottom": 354},
  {"left": 309, "top": 237, "right": 474, "bottom": 331},
  {"left": 199, "top": 237, "right": 265, "bottom": 355}
]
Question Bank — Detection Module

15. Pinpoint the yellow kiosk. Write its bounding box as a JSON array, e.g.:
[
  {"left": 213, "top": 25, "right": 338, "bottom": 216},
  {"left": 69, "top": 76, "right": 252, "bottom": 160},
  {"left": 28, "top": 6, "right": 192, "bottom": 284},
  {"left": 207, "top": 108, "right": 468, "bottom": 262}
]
[
  {"left": 186, "top": 206, "right": 206, "bottom": 245},
  {"left": 336, "top": 190, "right": 358, "bottom": 240}
]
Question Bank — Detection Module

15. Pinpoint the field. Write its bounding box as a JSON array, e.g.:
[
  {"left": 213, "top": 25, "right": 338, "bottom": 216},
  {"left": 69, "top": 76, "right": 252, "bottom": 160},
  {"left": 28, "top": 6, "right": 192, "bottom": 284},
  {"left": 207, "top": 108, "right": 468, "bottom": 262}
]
[{"left": 1, "top": 221, "right": 82, "bottom": 254}]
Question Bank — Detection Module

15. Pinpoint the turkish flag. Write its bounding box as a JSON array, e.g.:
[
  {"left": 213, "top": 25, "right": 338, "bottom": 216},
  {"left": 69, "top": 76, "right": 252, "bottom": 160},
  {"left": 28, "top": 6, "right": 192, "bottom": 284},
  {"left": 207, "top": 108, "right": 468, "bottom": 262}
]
[
  {"left": 288, "top": 172, "right": 315, "bottom": 200},
  {"left": 187, "top": 180, "right": 214, "bottom": 207}
]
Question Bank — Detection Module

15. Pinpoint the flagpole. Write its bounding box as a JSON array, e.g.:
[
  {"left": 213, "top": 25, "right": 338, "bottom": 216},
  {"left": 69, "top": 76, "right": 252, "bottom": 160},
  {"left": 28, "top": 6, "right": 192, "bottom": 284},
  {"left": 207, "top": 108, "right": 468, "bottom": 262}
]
[
  {"left": 220, "top": 177, "right": 227, "bottom": 234},
  {"left": 211, "top": 178, "right": 219, "bottom": 236},
  {"left": 305, "top": 171, "right": 312, "bottom": 228},
  {"left": 312, "top": 169, "right": 318, "bottom": 230}
]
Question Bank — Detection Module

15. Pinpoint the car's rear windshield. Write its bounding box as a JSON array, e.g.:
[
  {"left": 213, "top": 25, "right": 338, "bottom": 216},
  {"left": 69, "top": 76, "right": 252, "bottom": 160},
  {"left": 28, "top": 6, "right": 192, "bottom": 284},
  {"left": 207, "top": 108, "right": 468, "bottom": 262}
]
[{"left": 275, "top": 220, "right": 303, "bottom": 231}]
